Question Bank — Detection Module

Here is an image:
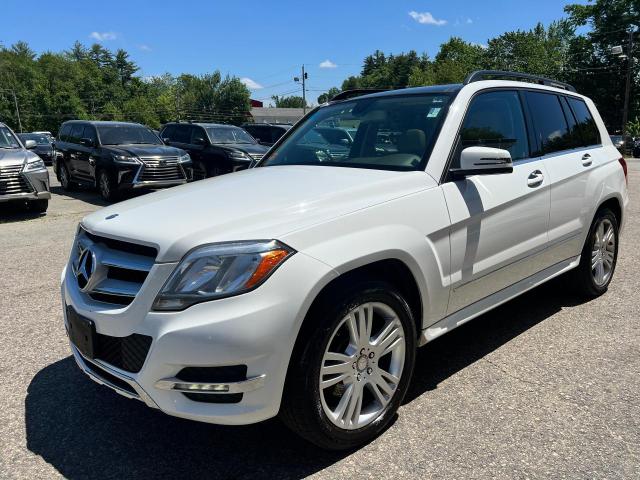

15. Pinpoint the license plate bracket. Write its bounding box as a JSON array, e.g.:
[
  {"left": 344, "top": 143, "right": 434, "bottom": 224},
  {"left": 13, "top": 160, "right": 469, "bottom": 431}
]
[{"left": 66, "top": 306, "right": 96, "bottom": 359}]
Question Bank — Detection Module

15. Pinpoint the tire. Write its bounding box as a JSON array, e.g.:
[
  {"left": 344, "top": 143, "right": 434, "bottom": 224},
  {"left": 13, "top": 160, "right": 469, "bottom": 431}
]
[
  {"left": 58, "top": 163, "right": 75, "bottom": 191},
  {"left": 571, "top": 208, "right": 619, "bottom": 297},
  {"left": 280, "top": 280, "right": 417, "bottom": 450},
  {"left": 192, "top": 161, "right": 208, "bottom": 181},
  {"left": 28, "top": 199, "right": 48, "bottom": 213},
  {"left": 97, "top": 169, "right": 120, "bottom": 202}
]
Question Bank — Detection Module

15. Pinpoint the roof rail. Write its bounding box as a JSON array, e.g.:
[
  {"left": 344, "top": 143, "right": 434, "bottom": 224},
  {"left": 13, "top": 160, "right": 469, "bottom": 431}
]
[
  {"left": 331, "top": 88, "right": 390, "bottom": 102},
  {"left": 463, "top": 70, "right": 576, "bottom": 92}
]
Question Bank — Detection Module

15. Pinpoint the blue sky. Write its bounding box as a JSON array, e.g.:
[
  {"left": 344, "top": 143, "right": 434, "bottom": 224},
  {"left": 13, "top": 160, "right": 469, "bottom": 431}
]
[{"left": 2, "top": 0, "right": 582, "bottom": 105}]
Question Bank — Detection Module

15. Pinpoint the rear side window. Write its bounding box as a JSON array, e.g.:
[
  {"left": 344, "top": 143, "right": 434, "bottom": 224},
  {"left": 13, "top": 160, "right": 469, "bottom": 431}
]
[
  {"left": 566, "top": 97, "right": 600, "bottom": 147},
  {"left": 58, "top": 124, "right": 72, "bottom": 142},
  {"left": 525, "top": 92, "right": 574, "bottom": 155},
  {"left": 454, "top": 90, "right": 529, "bottom": 167}
]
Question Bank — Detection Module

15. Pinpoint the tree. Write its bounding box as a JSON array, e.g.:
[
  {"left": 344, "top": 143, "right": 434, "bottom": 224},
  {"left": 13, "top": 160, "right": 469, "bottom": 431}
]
[
  {"left": 271, "top": 95, "right": 307, "bottom": 108},
  {"left": 317, "top": 87, "right": 341, "bottom": 104}
]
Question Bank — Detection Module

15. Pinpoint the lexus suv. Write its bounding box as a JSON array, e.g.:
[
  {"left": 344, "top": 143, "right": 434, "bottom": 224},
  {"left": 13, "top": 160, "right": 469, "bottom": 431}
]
[
  {"left": 61, "top": 71, "right": 628, "bottom": 450},
  {"left": 160, "top": 122, "right": 269, "bottom": 180},
  {"left": 55, "top": 121, "right": 192, "bottom": 201},
  {"left": 0, "top": 122, "right": 50, "bottom": 212}
]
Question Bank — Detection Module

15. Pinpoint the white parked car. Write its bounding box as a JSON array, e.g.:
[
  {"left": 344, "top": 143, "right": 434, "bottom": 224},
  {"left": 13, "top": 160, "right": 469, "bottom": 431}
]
[{"left": 61, "top": 71, "right": 628, "bottom": 450}]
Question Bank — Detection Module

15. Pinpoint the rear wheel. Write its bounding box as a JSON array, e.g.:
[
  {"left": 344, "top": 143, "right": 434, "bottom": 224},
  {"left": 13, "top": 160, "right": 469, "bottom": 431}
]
[
  {"left": 571, "top": 208, "right": 619, "bottom": 297},
  {"left": 280, "top": 281, "right": 416, "bottom": 450}
]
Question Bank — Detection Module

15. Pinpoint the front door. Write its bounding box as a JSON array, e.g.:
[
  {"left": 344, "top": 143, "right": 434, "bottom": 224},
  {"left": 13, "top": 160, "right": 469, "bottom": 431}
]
[{"left": 441, "top": 90, "right": 551, "bottom": 314}]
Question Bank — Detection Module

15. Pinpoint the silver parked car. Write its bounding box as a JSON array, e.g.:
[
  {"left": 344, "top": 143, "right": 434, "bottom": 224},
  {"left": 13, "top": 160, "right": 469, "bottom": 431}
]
[{"left": 0, "top": 122, "right": 51, "bottom": 213}]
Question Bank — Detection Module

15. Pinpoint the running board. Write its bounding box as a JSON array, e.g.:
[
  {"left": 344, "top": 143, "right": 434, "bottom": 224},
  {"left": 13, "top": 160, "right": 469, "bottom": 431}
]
[{"left": 419, "top": 256, "right": 580, "bottom": 346}]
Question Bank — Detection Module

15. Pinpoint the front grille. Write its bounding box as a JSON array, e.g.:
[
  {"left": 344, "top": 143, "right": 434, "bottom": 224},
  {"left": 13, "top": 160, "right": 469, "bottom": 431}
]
[
  {"left": 138, "top": 157, "right": 186, "bottom": 183},
  {"left": 74, "top": 228, "right": 157, "bottom": 307},
  {"left": 0, "top": 164, "right": 32, "bottom": 195},
  {"left": 94, "top": 332, "right": 152, "bottom": 373}
]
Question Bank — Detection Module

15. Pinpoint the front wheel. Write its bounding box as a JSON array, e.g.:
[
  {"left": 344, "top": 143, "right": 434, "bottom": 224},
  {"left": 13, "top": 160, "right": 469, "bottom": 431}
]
[
  {"left": 97, "top": 170, "right": 120, "bottom": 202},
  {"left": 280, "top": 281, "right": 416, "bottom": 450},
  {"left": 571, "top": 208, "right": 619, "bottom": 297},
  {"left": 59, "top": 163, "right": 74, "bottom": 191}
]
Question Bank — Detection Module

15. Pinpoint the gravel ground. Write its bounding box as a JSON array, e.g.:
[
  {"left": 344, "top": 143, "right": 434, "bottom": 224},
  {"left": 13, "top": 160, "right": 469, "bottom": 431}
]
[{"left": 0, "top": 164, "right": 638, "bottom": 479}]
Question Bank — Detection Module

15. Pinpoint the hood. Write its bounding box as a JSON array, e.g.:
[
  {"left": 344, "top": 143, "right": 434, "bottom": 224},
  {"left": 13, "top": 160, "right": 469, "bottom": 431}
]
[
  {"left": 104, "top": 144, "right": 185, "bottom": 157},
  {"left": 0, "top": 148, "right": 34, "bottom": 166},
  {"left": 82, "top": 165, "right": 436, "bottom": 262},
  {"left": 221, "top": 143, "right": 269, "bottom": 155}
]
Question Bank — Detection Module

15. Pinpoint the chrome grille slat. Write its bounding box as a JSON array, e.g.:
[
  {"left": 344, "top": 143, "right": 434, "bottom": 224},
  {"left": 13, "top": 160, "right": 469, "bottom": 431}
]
[
  {"left": 0, "top": 165, "right": 32, "bottom": 195},
  {"left": 248, "top": 153, "right": 263, "bottom": 161},
  {"left": 101, "top": 249, "right": 155, "bottom": 272},
  {"left": 137, "top": 156, "right": 185, "bottom": 183},
  {"left": 92, "top": 279, "right": 140, "bottom": 297}
]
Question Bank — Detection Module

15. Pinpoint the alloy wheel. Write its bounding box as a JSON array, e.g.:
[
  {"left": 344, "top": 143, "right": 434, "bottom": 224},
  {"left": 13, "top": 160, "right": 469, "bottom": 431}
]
[
  {"left": 319, "top": 302, "right": 406, "bottom": 430},
  {"left": 591, "top": 218, "right": 616, "bottom": 286},
  {"left": 99, "top": 172, "right": 111, "bottom": 199}
]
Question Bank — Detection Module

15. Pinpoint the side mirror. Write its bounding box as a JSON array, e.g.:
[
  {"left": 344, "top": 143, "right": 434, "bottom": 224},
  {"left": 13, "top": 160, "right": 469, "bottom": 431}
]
[
  {"left": 80, "top": 137, "right": 95, "bottom": 147},
  {"left": 452, "top": 146, "right": 513, "bottom": 178},
  {"left": 162, "top": 137, "right": 171, "bottom": 143},
  {"left": 24, "top": 139, "right": 37, "bottom": 149},
  {"left": 338, "top": 138, "right": 351, "bottom": 146}
]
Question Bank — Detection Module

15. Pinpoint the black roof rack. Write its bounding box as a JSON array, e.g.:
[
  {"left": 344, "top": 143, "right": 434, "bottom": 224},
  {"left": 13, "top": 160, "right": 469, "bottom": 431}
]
[
  {"left": 331, "top": 88, "right": 391, "bottom": 102},
  {"left": 463, "top": 70, "right": 576, "bottom": 92}
]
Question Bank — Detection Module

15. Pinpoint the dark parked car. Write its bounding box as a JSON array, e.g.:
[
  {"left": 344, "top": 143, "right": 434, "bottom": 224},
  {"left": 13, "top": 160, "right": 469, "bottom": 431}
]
[
  {"left": 633, "top": 138, "right": 640, "bottom": 158},
  {"left": 610, "top": 134, "right": 633, "bottom": 157},
  {"left": 18, "top": 133, "right": 54, "bottom": 165},
  {"left": 242, "top": 123, "right": 292, "bottom": 146},
  {"left": 160, "top": 122, "right": 269, "bottom": 179},
  {"left": 55, "top": 120, "right": 192, "bottom": 201}
]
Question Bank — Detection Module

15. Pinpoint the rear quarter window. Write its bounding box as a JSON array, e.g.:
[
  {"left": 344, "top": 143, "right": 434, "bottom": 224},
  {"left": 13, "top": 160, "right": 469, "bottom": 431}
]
[{"left": 566, "top": 97, "right": 601, "bottom": 147}]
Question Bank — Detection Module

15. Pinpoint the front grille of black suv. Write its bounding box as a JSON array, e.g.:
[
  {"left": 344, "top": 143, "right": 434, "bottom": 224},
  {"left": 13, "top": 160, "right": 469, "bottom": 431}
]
[
  {"left": 138, "top": 157, "right": 186, "bottom": 183},
  {"left": 0, "top": 164, "right": 32, "bottom": 195},
  {"left": 74, "top": 228, "right": 157, "bottom": 307}
]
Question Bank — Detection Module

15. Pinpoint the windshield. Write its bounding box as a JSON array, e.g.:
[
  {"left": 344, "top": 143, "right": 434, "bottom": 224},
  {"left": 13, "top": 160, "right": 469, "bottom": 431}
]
[
  {"left": 19, "top": 133, "right": 50, "bottom": 145},
  {"left": 206, "top": 127, "right": 256, "bottom": 144},
  {"left": 0, "top": 126, "right": 21, "bottom": 149},
  {"left": 261, "top": 93, "right": 451, "bottom": 171},
  {"left": 97, "top": 125, "right": 162, "bottom": 145}
]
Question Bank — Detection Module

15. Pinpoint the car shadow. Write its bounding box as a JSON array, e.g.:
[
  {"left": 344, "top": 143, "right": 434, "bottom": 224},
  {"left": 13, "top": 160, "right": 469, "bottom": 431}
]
[
  {"left": 25, "top": 276, "right": 587, "bottom": 479},
  {"left": 0, "top": 202, "right": 46, "bottom": 223},
  {"left": 49, "top": 185, "right": 111, "bottom": 207}
]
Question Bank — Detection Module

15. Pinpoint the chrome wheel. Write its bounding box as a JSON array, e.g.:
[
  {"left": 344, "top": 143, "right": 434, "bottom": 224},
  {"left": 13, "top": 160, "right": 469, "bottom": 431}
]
[
  {"left": 591, "top": 218, "right": 616, "bottom": 286},
  {"left": 193, "top": 161, "right": 207, "bottom": 180},
  {"left": 59, "top": 165, "right": 69, "bottom": 188},
  {"left": 319, "top": 302, "right": 406, "bottom": 430}
]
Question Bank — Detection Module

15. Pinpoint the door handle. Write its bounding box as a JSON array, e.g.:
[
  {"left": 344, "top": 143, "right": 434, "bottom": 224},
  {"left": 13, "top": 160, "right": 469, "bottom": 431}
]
[
  {"left": 581, "top": 153, "right": 592, "bottom": 167},
  {"left": 527, "top": 170, "right": 544, "bottom": 188}
]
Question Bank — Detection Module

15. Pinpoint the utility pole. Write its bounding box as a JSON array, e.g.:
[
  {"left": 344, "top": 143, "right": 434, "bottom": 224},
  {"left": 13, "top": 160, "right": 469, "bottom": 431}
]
[
  {"left": 622, "top": 28, "right": 636, "bottom": 135},
  {"left": 12, "top": 90, "right": 22, "bottom": 133},
  {"left": 294, "top": 66, "right": 308, "bottom": 114}
]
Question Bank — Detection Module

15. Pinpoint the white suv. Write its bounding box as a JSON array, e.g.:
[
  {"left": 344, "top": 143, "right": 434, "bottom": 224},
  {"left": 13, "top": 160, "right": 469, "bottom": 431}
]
[{"left": 61, "top": 71, "right": 628, "bottom": 450}]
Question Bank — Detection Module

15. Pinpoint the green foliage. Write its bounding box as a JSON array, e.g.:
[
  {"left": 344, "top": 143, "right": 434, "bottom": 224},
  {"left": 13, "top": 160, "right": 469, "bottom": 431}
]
[
  {"left": 271, "top": 95, "right": 307, "bottom": 108},
  {"left": 0, "top": 41, "right": 252, "bottom": 133},
  {"left": 317, "top": 87, "right": 341, "bottom": 104},
  {"left": 626, "top": 117, "right": 640, "bottom": 137}
]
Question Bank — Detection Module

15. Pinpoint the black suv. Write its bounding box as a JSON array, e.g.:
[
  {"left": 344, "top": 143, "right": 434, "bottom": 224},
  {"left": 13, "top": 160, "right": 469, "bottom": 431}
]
[
  {"left": 55, "top": 121, "right": 192, "bottom": 201},
  {"left": 242, "top": 123, "right": 291, "bottom": 147},
  {"left": 160, "top": 122, "right": 269, "bottom": 179}
]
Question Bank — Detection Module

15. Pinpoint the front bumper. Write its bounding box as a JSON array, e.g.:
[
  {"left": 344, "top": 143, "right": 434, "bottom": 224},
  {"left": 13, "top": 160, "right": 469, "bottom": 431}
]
[
  {"left": 61, "top": 251, "right": 336, "bottom": 425},
  {"left": 0, "top": 168, "right": 50, "bottom": 203}
]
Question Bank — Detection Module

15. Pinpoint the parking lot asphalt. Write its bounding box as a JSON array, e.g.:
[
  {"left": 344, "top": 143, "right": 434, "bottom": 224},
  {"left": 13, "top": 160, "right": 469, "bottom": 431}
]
[{"left": 0, "top": 164, "right": 639, "bottom": 479}]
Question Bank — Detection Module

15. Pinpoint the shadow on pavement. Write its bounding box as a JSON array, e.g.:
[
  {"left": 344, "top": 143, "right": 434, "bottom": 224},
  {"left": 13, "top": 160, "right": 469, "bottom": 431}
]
[{"left": 25, "top": 276, "right": 588, "bottom": 479}]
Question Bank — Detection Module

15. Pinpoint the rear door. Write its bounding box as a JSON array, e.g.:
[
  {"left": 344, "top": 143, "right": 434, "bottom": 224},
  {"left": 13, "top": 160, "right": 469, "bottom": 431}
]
[
  {"left": 441, "top": 89, "right": 551, "bottom": 313},
  {"left": 73, "top": 125, "right": 98, "bottom": 181},
  {"left": 529, "top": 92, "right": 605, "bottom": 263},
  {"left": 67, "top": 123, "right": 86, "bottom": 178}
]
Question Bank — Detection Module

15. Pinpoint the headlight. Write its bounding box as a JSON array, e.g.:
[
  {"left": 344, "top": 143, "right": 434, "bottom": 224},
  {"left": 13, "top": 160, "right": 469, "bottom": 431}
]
[
  {"left": 228, "top": 150, "right": 250, "bottom": 161},
  {"left": 178, "top": 153, "right": 191, "bottom": 163},
  {"left": 153, "top": 240, "right": 294, "bottom": 311},
  {"left": 112, "top": 154, "right": 140, "bottom": 165},
  {"left": 22, "top": 157, "right": 46, "bottom": 172}
]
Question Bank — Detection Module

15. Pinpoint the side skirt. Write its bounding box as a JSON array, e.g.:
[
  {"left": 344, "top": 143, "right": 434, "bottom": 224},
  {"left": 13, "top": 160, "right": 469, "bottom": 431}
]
[{"left": 419, "top": 255, "right": 580, "bottom": 346}]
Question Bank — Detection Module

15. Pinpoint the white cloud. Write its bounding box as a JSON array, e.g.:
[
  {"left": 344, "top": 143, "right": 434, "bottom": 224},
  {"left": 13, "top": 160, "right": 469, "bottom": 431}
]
[
  {"left": 138, "top": 44, "right": 152, "bottom": 52},
  {"left": 89, "top": 31, "right": 117, "bottom": 41},
  {"left": 319, "top": 59, "right": 337, "bottom": 69},
  {"left": 408, "top": 11, "right": 447, "bottom": 26},
  {"left": 466, "top": 18, "right": 473, "bottom": 24},
  {"left": 240, "top": 77, "right": 263, "bottom": 89}
]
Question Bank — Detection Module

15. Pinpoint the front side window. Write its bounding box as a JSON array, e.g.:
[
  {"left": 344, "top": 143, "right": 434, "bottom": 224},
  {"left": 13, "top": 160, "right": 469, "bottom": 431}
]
[
  {"left": 567, "top": 97, "right": 600, "bottom": 147},
  {"left": 261, "top": 93, "right": 451, "bottom": 171},
  {"left": 190, "top": 126, "right": 208, "bottom": 145},
  {"left": 0, "top": 126, "right": 20, "bottom": 148},
  {"left": 97, "top": 124, "right": 162, "bottom": 145},
  {"left": 82, "top": 126, "right": 98, "bottom": 145},
  {"left": 69, "top": 124, "right": 85, "bottom": 144},
  {"left": 453, "top": 90, "right": 529, "bottom": 167},
  {"left": 525, "top": 92, "right": 574, "bottom": 155}
]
